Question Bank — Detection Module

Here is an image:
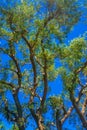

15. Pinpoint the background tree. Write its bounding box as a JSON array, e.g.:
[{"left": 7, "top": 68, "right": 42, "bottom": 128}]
[
  {"left": 57, "top": 38, "right": 87, "bottom": 128},
  {"left": 0, "top": 0, "right": 86, "bottom": 130}
]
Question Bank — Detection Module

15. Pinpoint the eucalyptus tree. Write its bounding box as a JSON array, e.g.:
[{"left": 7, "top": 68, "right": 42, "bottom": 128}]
[
  {"left": 56, "top": 38, "right": 87, "bottom": 129},
  {"left": 0, "top": 0, "right": 85, "bottom": 130}
]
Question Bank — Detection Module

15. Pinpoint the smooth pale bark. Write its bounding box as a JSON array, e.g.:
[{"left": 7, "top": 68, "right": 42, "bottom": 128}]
[
  {"left": 38, "top": 115, "right": 45, "bottom": 130},
  {"left": 70, "top": 94, "right": 87, "bottom": 128},
  {"left": 82, "top": 98, "right": 87, "bottom": 115},
  {"left": 61, "top": 106, "right": 74, "bottom": 124}
]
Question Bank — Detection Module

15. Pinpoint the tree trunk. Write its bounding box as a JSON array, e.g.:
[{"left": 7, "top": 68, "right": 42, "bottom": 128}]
[
  {"left": 30, "top": 109, "right": 45, "bottom": 130},
  {"left": 38, "top": 115, "right": 45, "bottom": 130},
  {"left": 56, "top": 110, "right": 62, "bottom": 130},
  {"left": 13, "top": 92, "right": 25, "bottom": 130},
  {"left": 70, "top": 94, "right": 87, "bottom": 128}
]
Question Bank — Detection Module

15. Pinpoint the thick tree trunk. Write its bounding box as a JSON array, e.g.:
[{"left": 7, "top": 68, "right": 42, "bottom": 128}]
[
  {"left": 37, "top": 115, "right": 45, "bottom": 130},
  {"left": 13, "top": 92, "right": 25, "bottom": 130},
  {"left": 30, "top": 109, "right": 45, "bottom": 130}
]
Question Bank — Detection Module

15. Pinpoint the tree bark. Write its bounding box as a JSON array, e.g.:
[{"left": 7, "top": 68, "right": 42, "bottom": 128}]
[
  {"left": 82, "top": 98, "right": 87, "bottom": 115},
  {"left": 56, "top": 110, "right": 62, "bottom": 130},
  {"left": 35, "top": 110, "right": 45, "bottom": 130},
  {"left": 30, "top": 109, "right": 44, "bottom": 130},
  {"left": 13, "top": 92, "right": 25, "bottom": 130},
  {"left": 38, "top": 116, "right": 45, "bottom": 130},
  {"left": 61, "top": 106, "right": 73, "bottom": 124},
  {"left": 70, "top": 94, "right": 87, "bottom": 128}
]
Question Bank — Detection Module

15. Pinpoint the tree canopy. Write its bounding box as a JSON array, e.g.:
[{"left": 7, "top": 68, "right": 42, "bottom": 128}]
[{"left": 0, "top": 0, "right": 87, "bottom": 130}]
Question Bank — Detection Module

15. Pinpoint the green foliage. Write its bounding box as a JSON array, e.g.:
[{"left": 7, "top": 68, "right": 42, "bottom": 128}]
[
  {"left": 57, "top": 37, "right": 87, "bottom": 92},
  {"left": 62, "top": 72, "right": 78, "bottom": 91},
  {"left": 59, "top": 38, "right": 86, "bottom": 67},
  {"left": 49, "top": 96, "right": 63, "bottom": 109},
  {"left": 83, "top": 66, "right": 87, "bottom": 76},
  {"left": 0, "top": 121, "right": 5, "bottom": 130},
  {"left": 10, "top": 124, "right": 19, "bottom": 130},
  {"left": 0, "top": 0, "right": 86, "bottom": 130}
]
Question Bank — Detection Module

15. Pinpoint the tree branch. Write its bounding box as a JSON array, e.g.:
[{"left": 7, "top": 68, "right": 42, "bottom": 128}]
[
  {"left": 56, "top": 109, "right": 62, "bottom": 130},
  {"left": 76, "top": 61, "right": 87, "bottom": 74},
  {"left": 0, "top": 46, "right": 22, "bottom": 90},
  {"left": 82, "top": 97, "right": 87, "bottom": 115},
  {"left": 35, "top": 56, "right": 44, "bottom": 68},
  {"left": 4, "top": 100, "right": 18, "bottom": 122},
  {"left": 61, "top": 106, "right": 74, "bottom": 124},
  {"left": 22, "top": 35, "right": 38, "bottom": 109},
  {"left": 0, "top": 80, "right": 15, "bottom": 88},
  {"left": 70, "top": 93, "right": 87, "bottom": 128},
  {"left": 40, "top": 44, "right": 48, "bottom": 111},
  {"left": 35, "top": 7, "right": 63, "bottom": 45},
  {"left": 8, "top": 43, "right": 22, "bottom": 90},
  {"left": 61, "top": 83, "right": 86, "bottom": 125},
  {"left": 22, "top": 35, "right": 31, "bottom": 48},
  {"left": 12, "top": 92, "right": 23, "bottom": 119},
  {"left": 1, "top": 67, "right": 17, "bottom": 74}
]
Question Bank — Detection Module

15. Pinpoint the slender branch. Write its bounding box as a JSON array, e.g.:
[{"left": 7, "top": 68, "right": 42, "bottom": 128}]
[
  {"left": 0, "top": 46, "right": 22, "bottom": 89},
  {"left": 12, "top": 92, "right": 23, "bottom": 119},
  {"left": 22, "top": 35, "right": 37, "bottom": 87},
  {"left": 35, "top": 15, "right": 54, "bottom": 44},
  {"left": 35, "top": 56, "right": 44, "bottom": 68},
  {"left": 29, "top": 109, "right": 38, "bottom": 126},
  {"left": 62, "top": 105, "right": 67, "bottom": 115},
  {"left": 22, "top": 35, "right": 38, "bottom": 107},
  {"left": 61, "top": 106, "right": 74, "bottom": 124},
  {"left": 68, "top": 81, "right": 87, "bottom": 128},
  {"left": 76, "top": 61, "right": 87, "bottom": 74},
  {"left": 61, "top": 83, "right": 86, "bottom": 125},
  {"left": 66, "top": 62, "right": 87, "bottom": 128},
  {"left": 0, "top": 82, "right": 23, "bottom": 119},
  {"left": 35, "top": 8, "right": 62, "bottom": 45},
  {"left": 8, "top": 43, "right": 22, "bottom": 89},
  {"left": 0, "top": 80, "right": 15, "bottom": 88},
  {"left": 22, "top": 35, "right": 31, "bottom": 48},
  {"left": 11, "top": 55, "right": 22, "bottom": 89},
  {"left": 4, "top": 102, "right": 17, "bottom": 121},
  {"left": 78, "top": 86, "right": 87, "bottom": 101},
  {"left": 2, "top": 14, "right": 22, "bottom": 90},
  {"left": 1, "top": 67, "right": 17, "bottom": 73},
  {"left": 82, "top": 98, "right": 87, "bottom": 115},
  {"left": 70, "top": 93, "right": 87, "bottom": 128},
  {"left": 40, "top": 58, "right": 48, "bottom": 109},
  {"left": 35, "top": 93, "right": 42, "bottom": 102},
  {"left": 40, "top": 42, "right": 48, "bottom": 110},
  {"left": 0, "top": 47, "right": 8, "bottom": 54}
]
